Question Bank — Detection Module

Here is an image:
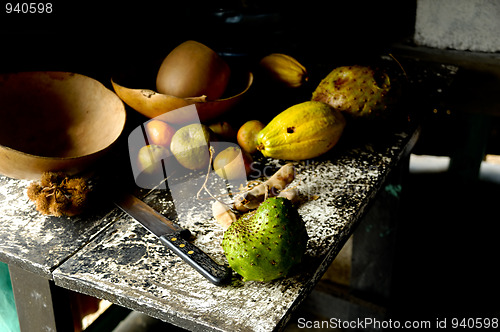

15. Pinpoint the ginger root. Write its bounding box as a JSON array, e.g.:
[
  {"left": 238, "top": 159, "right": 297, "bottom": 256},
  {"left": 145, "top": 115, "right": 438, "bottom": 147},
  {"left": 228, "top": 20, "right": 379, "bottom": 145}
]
[
  {"left": 27, "top": 172, "right": 91, "bottom": 217},
  {"left": 234, "top": 163, "right": 295, "bottom": 212},
  {"left": 211, "top": 201, "right": 237, "bottom": 231},
  {"left": 277, "top": 187, "right": 299, "bottom": 203},
  {"left": 212, "top": 163, "right": 297, "bottom": 229}
]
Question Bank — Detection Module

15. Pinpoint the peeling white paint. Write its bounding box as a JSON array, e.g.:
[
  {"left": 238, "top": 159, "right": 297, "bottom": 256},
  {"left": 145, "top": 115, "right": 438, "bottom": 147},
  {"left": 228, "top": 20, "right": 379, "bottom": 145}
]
[{"left": 3, "top": 126, "right": 417, "bottom": 332}]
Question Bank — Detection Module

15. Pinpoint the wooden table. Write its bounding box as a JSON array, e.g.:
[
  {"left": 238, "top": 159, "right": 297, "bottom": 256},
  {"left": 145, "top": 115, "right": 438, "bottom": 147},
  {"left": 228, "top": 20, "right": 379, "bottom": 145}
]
[{"left": 0, "top": 119, "right": 419, "bottom": 332}]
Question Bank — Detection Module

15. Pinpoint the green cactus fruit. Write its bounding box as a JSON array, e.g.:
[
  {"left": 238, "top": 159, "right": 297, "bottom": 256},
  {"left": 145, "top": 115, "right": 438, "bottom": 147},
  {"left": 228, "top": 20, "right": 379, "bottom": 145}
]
[
  {"left": 312, "top": 65, "right": 392, "bottom": 118},
  {"left": 222, "top": 197, "right": 308, "bottom": 282}
]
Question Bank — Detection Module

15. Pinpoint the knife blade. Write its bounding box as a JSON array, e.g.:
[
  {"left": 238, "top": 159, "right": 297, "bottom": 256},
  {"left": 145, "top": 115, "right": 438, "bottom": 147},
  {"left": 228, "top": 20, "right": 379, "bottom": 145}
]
[{"left": 114, "top": 193, "right": 232, "bottom": 286}]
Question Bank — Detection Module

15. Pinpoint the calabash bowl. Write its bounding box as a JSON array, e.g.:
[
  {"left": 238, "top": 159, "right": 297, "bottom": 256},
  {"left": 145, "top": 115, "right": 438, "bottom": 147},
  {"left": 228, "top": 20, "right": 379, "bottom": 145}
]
[
  {"left": 111, "top": 69, "right": 253, "bottom": 125},
  {"left": 0, "top": 71, "right": 127, "bottom": 180}
]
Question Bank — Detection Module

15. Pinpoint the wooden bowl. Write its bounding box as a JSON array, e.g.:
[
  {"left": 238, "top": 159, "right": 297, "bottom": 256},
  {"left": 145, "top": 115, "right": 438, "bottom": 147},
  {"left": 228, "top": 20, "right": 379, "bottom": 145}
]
[
  {"left": 0, "top": 72, "right": 127, "bottom": 180},
  {"left": 111, "top": 70, "right": 253, "bottom": 125}
]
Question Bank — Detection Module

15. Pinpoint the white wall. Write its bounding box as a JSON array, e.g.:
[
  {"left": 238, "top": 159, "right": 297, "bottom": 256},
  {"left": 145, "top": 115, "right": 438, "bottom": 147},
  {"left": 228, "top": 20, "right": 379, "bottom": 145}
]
[{"left": 414, "top": 0, "right": 500, "bottom": 52}]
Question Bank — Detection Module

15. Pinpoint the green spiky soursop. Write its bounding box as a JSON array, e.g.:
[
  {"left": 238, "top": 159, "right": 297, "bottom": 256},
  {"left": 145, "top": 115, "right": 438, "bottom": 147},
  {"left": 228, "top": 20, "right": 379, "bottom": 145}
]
[
  {"left": 222, "top": 197, "right": 308, "bottom": 282},
  {"left": 312, "top": 65, "right": 393, "bottom": 118}
]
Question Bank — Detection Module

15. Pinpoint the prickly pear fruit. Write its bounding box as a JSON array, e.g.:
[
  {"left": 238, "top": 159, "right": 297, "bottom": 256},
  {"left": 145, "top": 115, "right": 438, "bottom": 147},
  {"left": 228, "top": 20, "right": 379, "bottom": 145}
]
[
  {"left": 312, "top": 65, "right": 392, "bottom": 118},
  {"left": 259, "top": 53, "right": 308, "bottom": 88},
  {"left": 222, "top": 197, "right": 308, "bottom": 282},
  {"left": 256, "top": 101, "right": 346, "bottom": 160}
]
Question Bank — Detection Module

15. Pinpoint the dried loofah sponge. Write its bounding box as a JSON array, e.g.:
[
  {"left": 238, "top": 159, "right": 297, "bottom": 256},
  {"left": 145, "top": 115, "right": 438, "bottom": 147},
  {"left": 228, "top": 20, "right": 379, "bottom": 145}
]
[{"left": 27, "top": 172, "right": 91, "bottom": 217}]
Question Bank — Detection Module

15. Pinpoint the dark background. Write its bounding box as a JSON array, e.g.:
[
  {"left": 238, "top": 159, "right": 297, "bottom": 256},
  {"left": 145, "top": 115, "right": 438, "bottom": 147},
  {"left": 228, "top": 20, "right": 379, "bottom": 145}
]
[{"left": 0, "top": 1, "right": 417, "bottom": 80}]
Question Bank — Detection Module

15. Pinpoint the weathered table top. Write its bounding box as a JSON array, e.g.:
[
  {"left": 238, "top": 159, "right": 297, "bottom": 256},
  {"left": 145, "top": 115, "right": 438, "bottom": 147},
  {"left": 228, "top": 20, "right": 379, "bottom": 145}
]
[{"left": 0, "top": 119, "right": 419, "bottom": 332}]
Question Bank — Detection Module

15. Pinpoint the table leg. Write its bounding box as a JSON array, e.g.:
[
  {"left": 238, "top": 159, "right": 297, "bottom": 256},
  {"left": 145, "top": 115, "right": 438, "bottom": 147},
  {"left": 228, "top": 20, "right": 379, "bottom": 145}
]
[
  {"left": 9, "top": 265, "right": 74, "bottom": 332},
  {"left": 448, "top": 112, "right": 491, "bottom": 182},
  {"left": 350, "top": 157, "right": 410, "bottom": 304}
]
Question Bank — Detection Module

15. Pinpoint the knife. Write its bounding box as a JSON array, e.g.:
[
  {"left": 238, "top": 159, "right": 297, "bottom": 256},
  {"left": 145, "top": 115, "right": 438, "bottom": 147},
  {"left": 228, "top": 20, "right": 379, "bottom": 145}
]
[{"left": 114, "top": 193, "right": 232, "bottom": 286}]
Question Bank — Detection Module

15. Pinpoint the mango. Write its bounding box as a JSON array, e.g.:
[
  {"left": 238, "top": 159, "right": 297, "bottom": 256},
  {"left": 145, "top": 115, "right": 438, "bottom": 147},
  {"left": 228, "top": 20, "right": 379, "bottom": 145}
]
[{"left": 256, "top": 101, "right": 346, "bottom": 160}]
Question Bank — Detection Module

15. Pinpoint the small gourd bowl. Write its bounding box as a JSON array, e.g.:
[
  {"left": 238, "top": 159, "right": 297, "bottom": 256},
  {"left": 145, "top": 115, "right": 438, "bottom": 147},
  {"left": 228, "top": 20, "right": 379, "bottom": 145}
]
[
  {"left": 111, "top": 68, "right": 253, "bottom": 125},
  {"left": 0, "top": 71, "right": 127, "bottom": 180}
]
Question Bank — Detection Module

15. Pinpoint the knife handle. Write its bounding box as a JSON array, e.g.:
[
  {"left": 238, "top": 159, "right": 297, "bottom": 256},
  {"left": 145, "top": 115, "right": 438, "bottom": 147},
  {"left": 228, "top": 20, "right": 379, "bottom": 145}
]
[{"left": 159, "top": 233, "right": 232, "bottom": 286}]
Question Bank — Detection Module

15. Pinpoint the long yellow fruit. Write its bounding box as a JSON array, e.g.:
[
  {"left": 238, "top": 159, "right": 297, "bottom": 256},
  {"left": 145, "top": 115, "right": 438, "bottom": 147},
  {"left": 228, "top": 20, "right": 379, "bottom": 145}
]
[
  {"left": 256, "top": 101, "right": 346, "bottom": 160},
  {"left": 259, "top": 53, "right": 308, "bottom": 88}
]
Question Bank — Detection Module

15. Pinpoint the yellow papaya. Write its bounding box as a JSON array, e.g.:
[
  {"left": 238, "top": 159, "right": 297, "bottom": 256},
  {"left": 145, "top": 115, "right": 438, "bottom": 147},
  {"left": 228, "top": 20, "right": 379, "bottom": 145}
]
[
  {"left": 256, "top": 101, "right": 346, "bottom": 160},
  {"left": 259, "top": 53, "right": 308, "bottom": 88}
]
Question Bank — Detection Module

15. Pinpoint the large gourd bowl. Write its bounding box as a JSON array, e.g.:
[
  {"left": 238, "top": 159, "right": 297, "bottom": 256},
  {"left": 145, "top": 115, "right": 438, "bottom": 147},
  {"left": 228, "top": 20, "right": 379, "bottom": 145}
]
[{"left": 0, "top": 72, "right": 127, "bottom": 180}]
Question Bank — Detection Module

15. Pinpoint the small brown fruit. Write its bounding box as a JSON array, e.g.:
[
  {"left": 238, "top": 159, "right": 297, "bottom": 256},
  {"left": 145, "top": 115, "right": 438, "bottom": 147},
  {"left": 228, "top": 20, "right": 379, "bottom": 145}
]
[
  {"left": 137, "top": 145, "right": 171, "bottom": 174},
  {"left": 145, "top": 119, "right": 176, "bottom": 147},
  {"left": 209, "top": 121, "right": 237, "bottom": 141},
  {"left": 213, "top": 146, "right": 252, "bottom": 181},
  {"left": 170, "top": 124, "right": 212, "bottom": 170},
  {"left": 237, "top": 120, "right": 265, "bottom": 154}
]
